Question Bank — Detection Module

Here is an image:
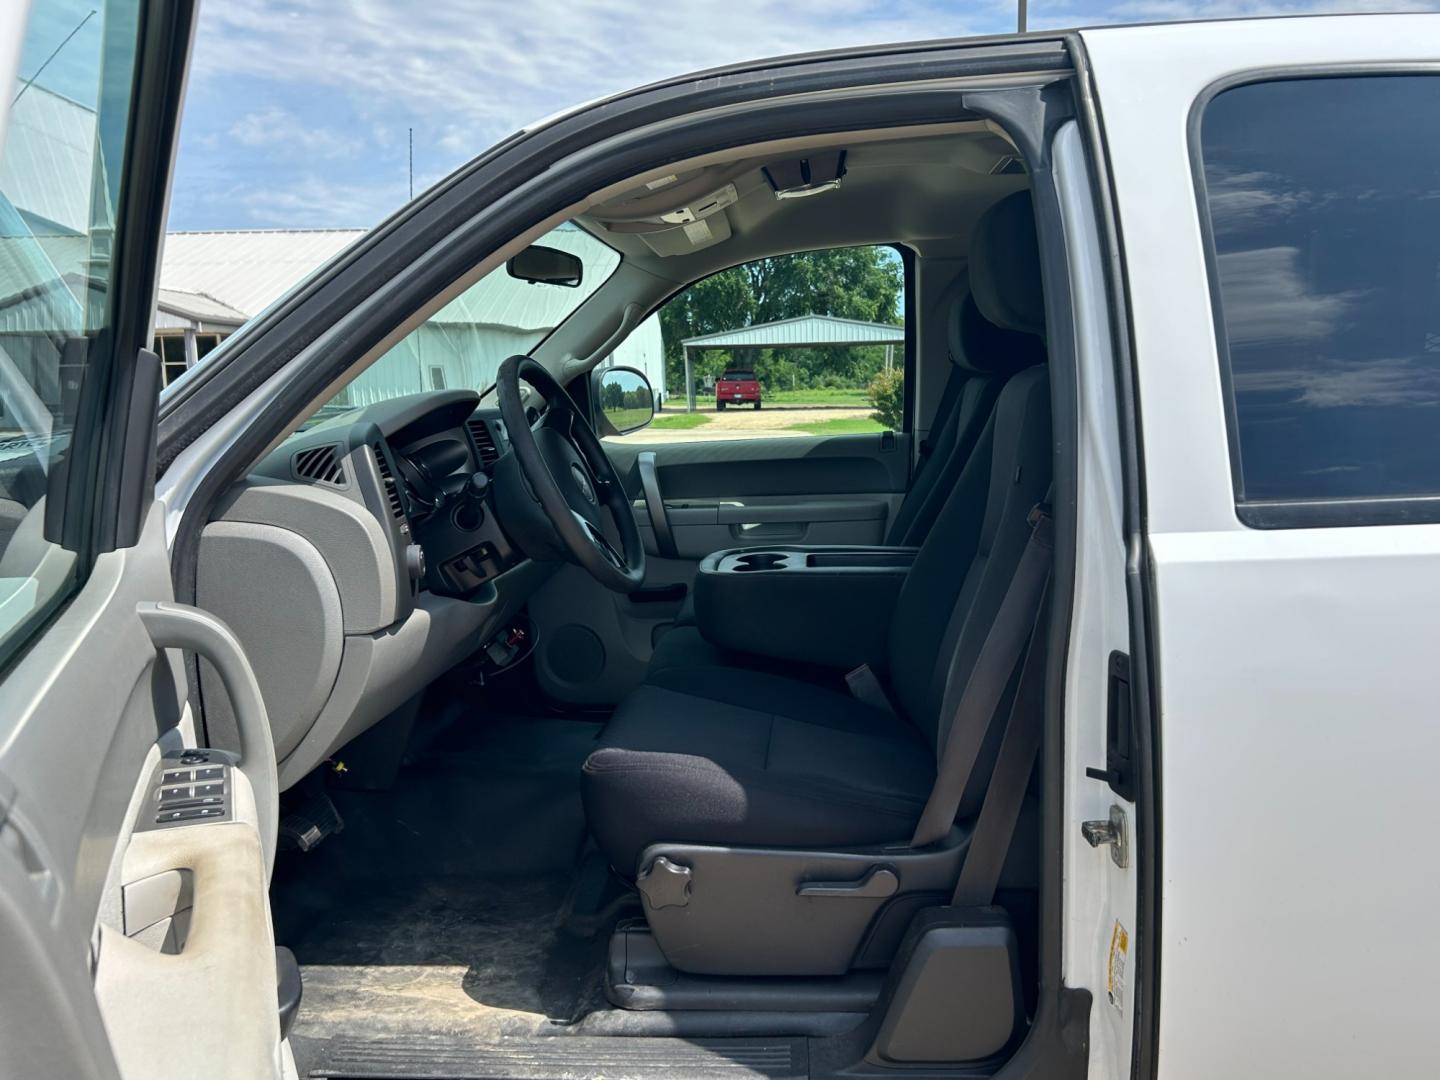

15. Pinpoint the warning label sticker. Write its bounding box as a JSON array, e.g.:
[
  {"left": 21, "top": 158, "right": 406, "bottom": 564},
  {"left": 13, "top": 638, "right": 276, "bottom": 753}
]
[{"left": 1107, "top": 920, "right": 1130, "bottom": 1013}]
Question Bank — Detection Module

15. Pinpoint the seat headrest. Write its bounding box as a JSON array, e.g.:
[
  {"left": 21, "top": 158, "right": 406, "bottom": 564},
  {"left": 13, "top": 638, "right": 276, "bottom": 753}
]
[
  {"left": 947, "top": 291, "right": 1047, "bottom": 376},
  {"left": 968, "top": 190, "right": 1045, "bottom": 338}
]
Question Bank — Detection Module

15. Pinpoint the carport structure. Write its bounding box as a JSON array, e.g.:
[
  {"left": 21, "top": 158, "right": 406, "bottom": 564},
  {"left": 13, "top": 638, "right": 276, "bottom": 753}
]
[{"left": 679, "top": 314, "right": 905, "bottom": 411}]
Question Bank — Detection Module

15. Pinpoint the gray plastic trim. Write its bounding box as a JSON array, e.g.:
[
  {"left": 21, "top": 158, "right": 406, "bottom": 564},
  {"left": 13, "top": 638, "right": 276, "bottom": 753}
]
[
  {"left": 637, "top": 829, "right": 968, "bottom": 976},
  {"left": 211, "top": 477, "right": 402, "bottom": 634},
  {"left": 136, "top": 602, "right": 278, "bottom": 877},
  {"left": 274, "top": 558, "right": 556, "bottom": 788},
  {"left": 636, "top": 452, "right": 677, "bottom": 558},
  {"left": 196, "top": 521, "right": 344, "bottom": 762}
]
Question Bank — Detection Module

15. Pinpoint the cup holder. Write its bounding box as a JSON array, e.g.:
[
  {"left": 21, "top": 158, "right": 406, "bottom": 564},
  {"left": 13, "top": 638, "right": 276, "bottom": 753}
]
[{"left": 733, "top": 552, "right": 787, "bottom": 572}]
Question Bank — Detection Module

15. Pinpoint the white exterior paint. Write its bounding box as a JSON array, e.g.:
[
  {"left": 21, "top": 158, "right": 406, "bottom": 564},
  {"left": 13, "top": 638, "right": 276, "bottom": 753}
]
[
  {"left": 1053, "top": 120, "right": 1137, "bottom": 1080},
  {"left": 1082, "top": 16, "right": 1440, "bottom": 1079}
]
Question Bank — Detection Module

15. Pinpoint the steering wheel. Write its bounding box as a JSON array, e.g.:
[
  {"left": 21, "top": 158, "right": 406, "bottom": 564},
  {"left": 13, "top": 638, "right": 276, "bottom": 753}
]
[{"left": 494, "top": 354, "right": 646, "bottom": 593}]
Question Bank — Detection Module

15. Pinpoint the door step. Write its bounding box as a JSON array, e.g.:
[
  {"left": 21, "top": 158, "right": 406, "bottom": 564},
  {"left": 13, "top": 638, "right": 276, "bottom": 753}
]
[{"left": 307, "top": 1033, "right": 808, "bottom": 1080}]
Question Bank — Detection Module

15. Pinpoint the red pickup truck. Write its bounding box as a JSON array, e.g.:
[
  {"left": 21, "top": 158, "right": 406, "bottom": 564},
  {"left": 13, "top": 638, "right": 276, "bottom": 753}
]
[{"left": 715, "top": 369, "right": 761, "bottom": 409}]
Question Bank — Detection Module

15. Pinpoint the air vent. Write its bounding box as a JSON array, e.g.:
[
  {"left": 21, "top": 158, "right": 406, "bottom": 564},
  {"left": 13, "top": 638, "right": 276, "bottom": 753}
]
[
  {"left": 467, "top": 417, "right": 500, "bottom": 467},
  {"left": 371, "top": 444, "right": 406, "bottom": 521},
  {"left": 291, "top": 444, "right": 346, "bottom": 487}
]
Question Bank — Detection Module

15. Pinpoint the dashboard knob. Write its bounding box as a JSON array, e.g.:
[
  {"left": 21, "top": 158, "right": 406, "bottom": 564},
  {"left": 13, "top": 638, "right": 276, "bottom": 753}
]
[
  {"left": 405, "top": 544, "right": 427, "bottom": 586},
  {"left": 467, "top": 471, "right": 490, "bottom": 500}
]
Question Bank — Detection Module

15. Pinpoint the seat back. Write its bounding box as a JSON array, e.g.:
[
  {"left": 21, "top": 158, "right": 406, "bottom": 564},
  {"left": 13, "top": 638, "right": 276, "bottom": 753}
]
[
  {"left": 886, "top": 192, "right": 1052, "bottom": 795},
  {"left": 886, "top": 288, "right": 1046, "bottom": 546}
]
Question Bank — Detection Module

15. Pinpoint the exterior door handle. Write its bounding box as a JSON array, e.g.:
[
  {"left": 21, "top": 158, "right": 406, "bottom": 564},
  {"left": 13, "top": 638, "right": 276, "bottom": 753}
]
[{"left": 138, "top": 601, "right": 278, "bottom": 878}]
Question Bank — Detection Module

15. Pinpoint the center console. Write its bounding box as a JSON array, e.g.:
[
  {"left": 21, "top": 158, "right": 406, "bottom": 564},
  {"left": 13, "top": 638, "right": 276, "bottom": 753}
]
[{"left": 692, "top": 545, "right": 917, "bottom": 671}]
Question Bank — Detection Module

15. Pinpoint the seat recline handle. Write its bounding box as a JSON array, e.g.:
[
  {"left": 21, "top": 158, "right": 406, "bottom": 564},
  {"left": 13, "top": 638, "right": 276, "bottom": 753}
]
[
  {"left": 637, "top": 451, "right": 677, "bottom": 559},
  {"left": 796, "top": 865, "right": 899, "bottom": 899},
  {"left": 137, "top": 601, "right": 278, "bottom": 878}
]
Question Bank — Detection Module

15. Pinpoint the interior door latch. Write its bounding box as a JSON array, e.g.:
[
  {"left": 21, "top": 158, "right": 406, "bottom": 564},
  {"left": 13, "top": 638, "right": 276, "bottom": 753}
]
[{"left": 1081, "top": 805, "right": 1129, "bottom": 869}]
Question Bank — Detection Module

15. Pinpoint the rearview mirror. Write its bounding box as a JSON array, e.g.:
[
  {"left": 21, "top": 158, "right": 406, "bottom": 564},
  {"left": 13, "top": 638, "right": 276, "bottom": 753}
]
[
  {"left": 507, "top": 244, "right": 583, "bottom": 287},
  {"left": 595, "top": 366, "right": 655, "bottom": 436}
]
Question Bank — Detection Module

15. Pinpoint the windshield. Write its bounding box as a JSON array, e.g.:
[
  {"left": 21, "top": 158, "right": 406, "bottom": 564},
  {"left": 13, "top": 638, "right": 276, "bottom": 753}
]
[{"left": 302, "top": 222, "right": 619, "bottom": 429}]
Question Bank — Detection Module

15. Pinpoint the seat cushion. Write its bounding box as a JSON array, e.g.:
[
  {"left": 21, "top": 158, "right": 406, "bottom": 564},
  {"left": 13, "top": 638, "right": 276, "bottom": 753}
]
[
  {"left": 647, "top": 625, "right": 847, "bottom": 691},
  {"left": 581, "top": 670, "right": 936, "bottom": 874}
]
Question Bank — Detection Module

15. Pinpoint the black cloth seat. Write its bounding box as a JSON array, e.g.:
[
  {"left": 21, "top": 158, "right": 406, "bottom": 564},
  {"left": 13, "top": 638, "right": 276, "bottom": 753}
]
[
  {"left": 582, "top": 667, "right": 936, "bottom": 874},
  {"left": 665, "top": 239, "right": 1044, "bottom": 636},
  {"left": 583, "top": 192, "right": 1050, "bottom": 875}
]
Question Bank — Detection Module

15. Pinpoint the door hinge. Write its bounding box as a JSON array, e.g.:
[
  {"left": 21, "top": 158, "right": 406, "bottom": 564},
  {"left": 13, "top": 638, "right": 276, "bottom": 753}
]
[{"left": 1081, "top": 804, "right": 1129, "bottom": 869}]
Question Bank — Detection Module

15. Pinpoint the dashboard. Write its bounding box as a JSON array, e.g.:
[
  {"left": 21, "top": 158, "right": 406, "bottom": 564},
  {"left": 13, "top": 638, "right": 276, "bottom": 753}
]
[
  {"left": 195, "top": 389, "right": 557, "bottom": 791},
  {"left": 278, "top": 389, "right": 525, "bottom": 600}
]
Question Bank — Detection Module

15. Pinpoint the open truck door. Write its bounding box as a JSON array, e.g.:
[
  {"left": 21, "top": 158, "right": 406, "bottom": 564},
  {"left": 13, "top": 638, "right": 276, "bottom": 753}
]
[{"left": 0, "top": 3, "right": 286, "bottom": 1078}]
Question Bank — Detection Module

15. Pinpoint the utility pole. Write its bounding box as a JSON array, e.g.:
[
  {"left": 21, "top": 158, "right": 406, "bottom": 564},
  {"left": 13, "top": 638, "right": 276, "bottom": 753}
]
[
  {"left": 408, "top": 128, "right": 414, "bottom": 200},
  {"left": 1017, "top": 0, "right": 1027, "bottom": 33}
]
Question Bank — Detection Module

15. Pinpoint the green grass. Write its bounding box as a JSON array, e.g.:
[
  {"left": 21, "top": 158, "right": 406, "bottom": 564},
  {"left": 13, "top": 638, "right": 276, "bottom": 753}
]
[
  {"left": 765, "top": 387, "right": 870, "bottom": 407},
  {"left": 786, "top": 416, "right": 886, "bottom": 435},
  {"left": 650, "top": 412, "right": 712, "bottom": 430}
]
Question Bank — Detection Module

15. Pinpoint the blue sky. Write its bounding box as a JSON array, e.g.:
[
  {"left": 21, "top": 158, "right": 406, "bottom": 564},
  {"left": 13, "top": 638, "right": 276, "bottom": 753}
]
[{"left": 28, "top": 1, "right": 1439, "bottom": 232}]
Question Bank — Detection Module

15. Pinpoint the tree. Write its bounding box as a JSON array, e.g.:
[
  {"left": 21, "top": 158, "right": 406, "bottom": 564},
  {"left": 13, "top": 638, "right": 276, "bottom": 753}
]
[
  {"left": 867, "top": 368, "right": 905, "bottom": 431},
  {"left": 659, "top": 246, "right": 903, "bottom": 393}
]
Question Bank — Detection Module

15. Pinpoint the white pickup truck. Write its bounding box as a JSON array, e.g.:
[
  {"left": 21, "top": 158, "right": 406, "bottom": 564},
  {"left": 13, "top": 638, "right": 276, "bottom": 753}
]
[{"left": 0, "top": 6, "right": 1435, "bottom": 1080}]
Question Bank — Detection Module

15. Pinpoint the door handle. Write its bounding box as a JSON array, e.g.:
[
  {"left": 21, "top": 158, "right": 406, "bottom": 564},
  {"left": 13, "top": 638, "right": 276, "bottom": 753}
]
[
  {"left": 637, "top": 451, "right": 677, "bottom": 559},
  {"left": 138, "top": 602, "right": 278, "bottom": 878}
]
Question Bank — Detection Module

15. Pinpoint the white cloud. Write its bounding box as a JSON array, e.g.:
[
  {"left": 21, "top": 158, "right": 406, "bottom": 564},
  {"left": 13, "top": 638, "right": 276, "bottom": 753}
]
[
  {"left": 1236, "top": 355, "right": 1440, "bottom": 410},
  {"left": 1217, "top": 246, "right": 1363, "bottom": 344},
  {"left": 173, "top": 0, "right": 1440, "bottom": 228},
  {"left": 1099, "top": 0, "right": 1437, "bottom": 18},
  {"left": 229, "top": 107, "right": 360, "bottom": 158},
  {"left": 189, "top": 0, "right": 999, "bottom": 155},
  {"left": 237, "top": 175, "right": 404, "bottom": 228}
]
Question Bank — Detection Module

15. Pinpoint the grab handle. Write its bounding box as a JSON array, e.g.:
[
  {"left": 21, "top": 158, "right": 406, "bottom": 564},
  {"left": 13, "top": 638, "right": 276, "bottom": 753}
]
[{"left": 138, "top": 601, "right": 277, "bottom": 878}]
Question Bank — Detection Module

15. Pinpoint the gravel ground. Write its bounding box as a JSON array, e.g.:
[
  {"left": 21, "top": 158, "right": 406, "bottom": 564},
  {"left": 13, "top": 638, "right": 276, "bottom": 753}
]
[{"left": 623, "top": 404, "right": 873, "bottom": 443}]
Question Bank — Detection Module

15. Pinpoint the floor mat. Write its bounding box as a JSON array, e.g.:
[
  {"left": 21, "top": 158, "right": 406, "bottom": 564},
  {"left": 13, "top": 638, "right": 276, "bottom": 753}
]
[
  {"left": 272, "top": 715, "right": 618, "bottom": 1060},
  {"left": 291, "top": 876, "right": 608, "bottom": 1043}
]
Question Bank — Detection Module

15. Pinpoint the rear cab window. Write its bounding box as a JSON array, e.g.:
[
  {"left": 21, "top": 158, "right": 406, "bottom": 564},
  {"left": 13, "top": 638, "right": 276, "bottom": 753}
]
[{"left": 1196, "top": 75, "right": 1440, "bottom": 526}]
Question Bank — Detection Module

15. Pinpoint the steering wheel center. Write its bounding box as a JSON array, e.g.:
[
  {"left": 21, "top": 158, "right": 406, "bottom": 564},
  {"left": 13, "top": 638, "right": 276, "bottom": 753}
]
[{"left": 569, "top": 462, "right": 597, "bottom": 505}]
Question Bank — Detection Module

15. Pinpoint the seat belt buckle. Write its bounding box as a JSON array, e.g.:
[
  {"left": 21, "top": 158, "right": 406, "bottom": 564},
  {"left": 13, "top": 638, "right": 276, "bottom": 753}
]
[{"left": 846, "top": 663, "right": 897, "bottom": 716}]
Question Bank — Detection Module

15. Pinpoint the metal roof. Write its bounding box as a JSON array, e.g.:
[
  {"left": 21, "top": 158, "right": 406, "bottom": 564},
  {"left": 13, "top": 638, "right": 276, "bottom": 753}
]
[
  {"left": 681, "top": 314, "right": 904, "bottom": 350},
  {"left": 427, "top": 223, "right": 619, "bottom": 330},
  {"left": 0, "top": 85, "right": 98, "bottom": 237},
  {"left": 159, "top": 229, "right": 365, "bottom": 318},
  {"left": 155, "top": 288, "right": 249, "bottom": 326},
  {"left": 157, "top": 223, "right": 619, "bottom": 334}
]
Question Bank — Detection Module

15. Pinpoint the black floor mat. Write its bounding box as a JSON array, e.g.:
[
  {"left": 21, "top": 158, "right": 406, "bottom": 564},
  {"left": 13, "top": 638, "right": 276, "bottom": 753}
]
[{"left": 272, "top": 715, "right": 619, "bottom": 1065}]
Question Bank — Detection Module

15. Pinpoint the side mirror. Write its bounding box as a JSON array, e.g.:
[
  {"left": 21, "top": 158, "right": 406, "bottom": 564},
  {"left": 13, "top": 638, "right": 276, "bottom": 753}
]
[
  {"left": 594, "top": 366, "right": 655, "bottom": 436},
  {"left": 507, "top": 244, "right": 583, "bottom": 287}
]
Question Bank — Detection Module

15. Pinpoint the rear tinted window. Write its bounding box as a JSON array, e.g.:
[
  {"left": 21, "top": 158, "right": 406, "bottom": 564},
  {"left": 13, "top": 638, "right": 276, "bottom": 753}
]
[
  {"left": 721, "top": 371, "right": 755, "bottom": 380},
  {"left": 1198, "top": 75, "right": 1440, "bottom": 520}
]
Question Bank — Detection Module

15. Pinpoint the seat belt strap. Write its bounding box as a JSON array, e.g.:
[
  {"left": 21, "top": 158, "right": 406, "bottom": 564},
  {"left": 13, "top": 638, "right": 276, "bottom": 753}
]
[
  {"left": 909, "top": 502, "right": 1053, "bottom": 849},
  {"left": 951, "top": 587, "right": 1049, "bottom": 907}
]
